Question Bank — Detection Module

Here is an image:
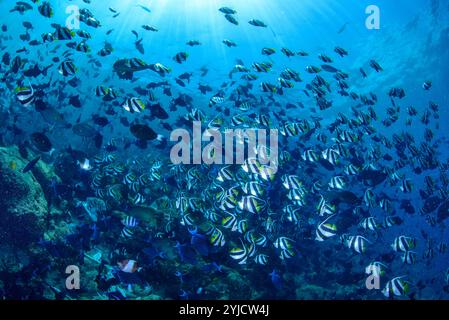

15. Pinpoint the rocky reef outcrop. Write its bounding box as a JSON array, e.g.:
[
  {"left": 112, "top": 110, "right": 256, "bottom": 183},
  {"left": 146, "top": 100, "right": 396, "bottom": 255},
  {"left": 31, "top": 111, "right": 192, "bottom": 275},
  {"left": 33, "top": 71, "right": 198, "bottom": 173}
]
[{"left": 0, "top": 146, "right": 51, "bottom": 246}]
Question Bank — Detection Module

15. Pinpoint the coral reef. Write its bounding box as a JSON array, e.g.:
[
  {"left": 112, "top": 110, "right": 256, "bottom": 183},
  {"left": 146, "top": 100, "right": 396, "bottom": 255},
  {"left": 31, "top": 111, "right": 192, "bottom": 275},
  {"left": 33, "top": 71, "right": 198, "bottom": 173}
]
[{"left": 0, "top": 146, "right": 49, "bottom": 246}]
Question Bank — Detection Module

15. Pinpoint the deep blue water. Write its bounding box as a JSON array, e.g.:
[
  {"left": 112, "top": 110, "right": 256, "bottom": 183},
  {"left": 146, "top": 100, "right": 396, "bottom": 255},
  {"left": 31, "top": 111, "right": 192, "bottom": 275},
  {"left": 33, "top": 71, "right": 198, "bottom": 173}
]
[{"left": 0, "top": 0, "right": 448, "bottom": 300}]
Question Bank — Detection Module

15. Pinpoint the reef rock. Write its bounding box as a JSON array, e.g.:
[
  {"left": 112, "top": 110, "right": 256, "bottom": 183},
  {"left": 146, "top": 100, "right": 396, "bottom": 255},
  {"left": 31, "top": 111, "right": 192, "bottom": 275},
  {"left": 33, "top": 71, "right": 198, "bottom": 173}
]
[
  {"left": 0, "top": 146, "right": 48, "bottom": 246},
  {"left": 224, "top": 270, "right": 252, "bottom": 299}
]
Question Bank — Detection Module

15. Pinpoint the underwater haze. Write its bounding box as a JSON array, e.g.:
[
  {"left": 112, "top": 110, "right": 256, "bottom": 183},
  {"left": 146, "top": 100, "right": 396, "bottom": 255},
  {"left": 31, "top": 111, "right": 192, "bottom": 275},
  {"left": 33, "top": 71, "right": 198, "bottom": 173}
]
[{"left": 0, "top": 0, "right": 449, "bottom": 300}]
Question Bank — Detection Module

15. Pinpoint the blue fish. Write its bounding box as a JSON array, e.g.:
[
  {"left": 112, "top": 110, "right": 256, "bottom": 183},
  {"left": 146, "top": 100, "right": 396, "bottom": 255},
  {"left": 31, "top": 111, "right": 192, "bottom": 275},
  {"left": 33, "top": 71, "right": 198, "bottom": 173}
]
[
  {"left": 189, "top": 227, "right": 209, "bottom": 256},
  {"left": 91, "top": 223, "right": 100, "bottom": 241},
  {"left": 269, "top": 270, "right": 282, "bottom": 290},
  {"left": 38, "top": 239, "right": 61, "bottom": 257},
  {"left": 113, "top": 270, "right": 144, "bottom": 285},
  {"left": 174, "top": 270, "right": 184, "bottom": 284},
  {"left": 22, "top": 156, "right": 40, "bottom": 173},
  {"left": 175, "top": 242, "right": 197, "bottom": 264},
  {"left": 202, "top": 262, "right": 224, "bottom": 273},
  {"left": 142, "top": 245, "right": 165, "bottom": 265},
  {"left": 108, "top": 290, "right": 127, "bottom": 300},
  {"left": 179, "top": 289, "right": 189, "bottom": 300}
]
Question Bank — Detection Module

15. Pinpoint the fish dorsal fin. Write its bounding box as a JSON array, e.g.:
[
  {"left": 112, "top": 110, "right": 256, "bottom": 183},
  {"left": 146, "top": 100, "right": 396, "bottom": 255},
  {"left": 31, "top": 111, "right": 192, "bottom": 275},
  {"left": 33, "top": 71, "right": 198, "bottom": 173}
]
[{"left": 320, "top": 213, "right": 337, "bottom": 227}]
